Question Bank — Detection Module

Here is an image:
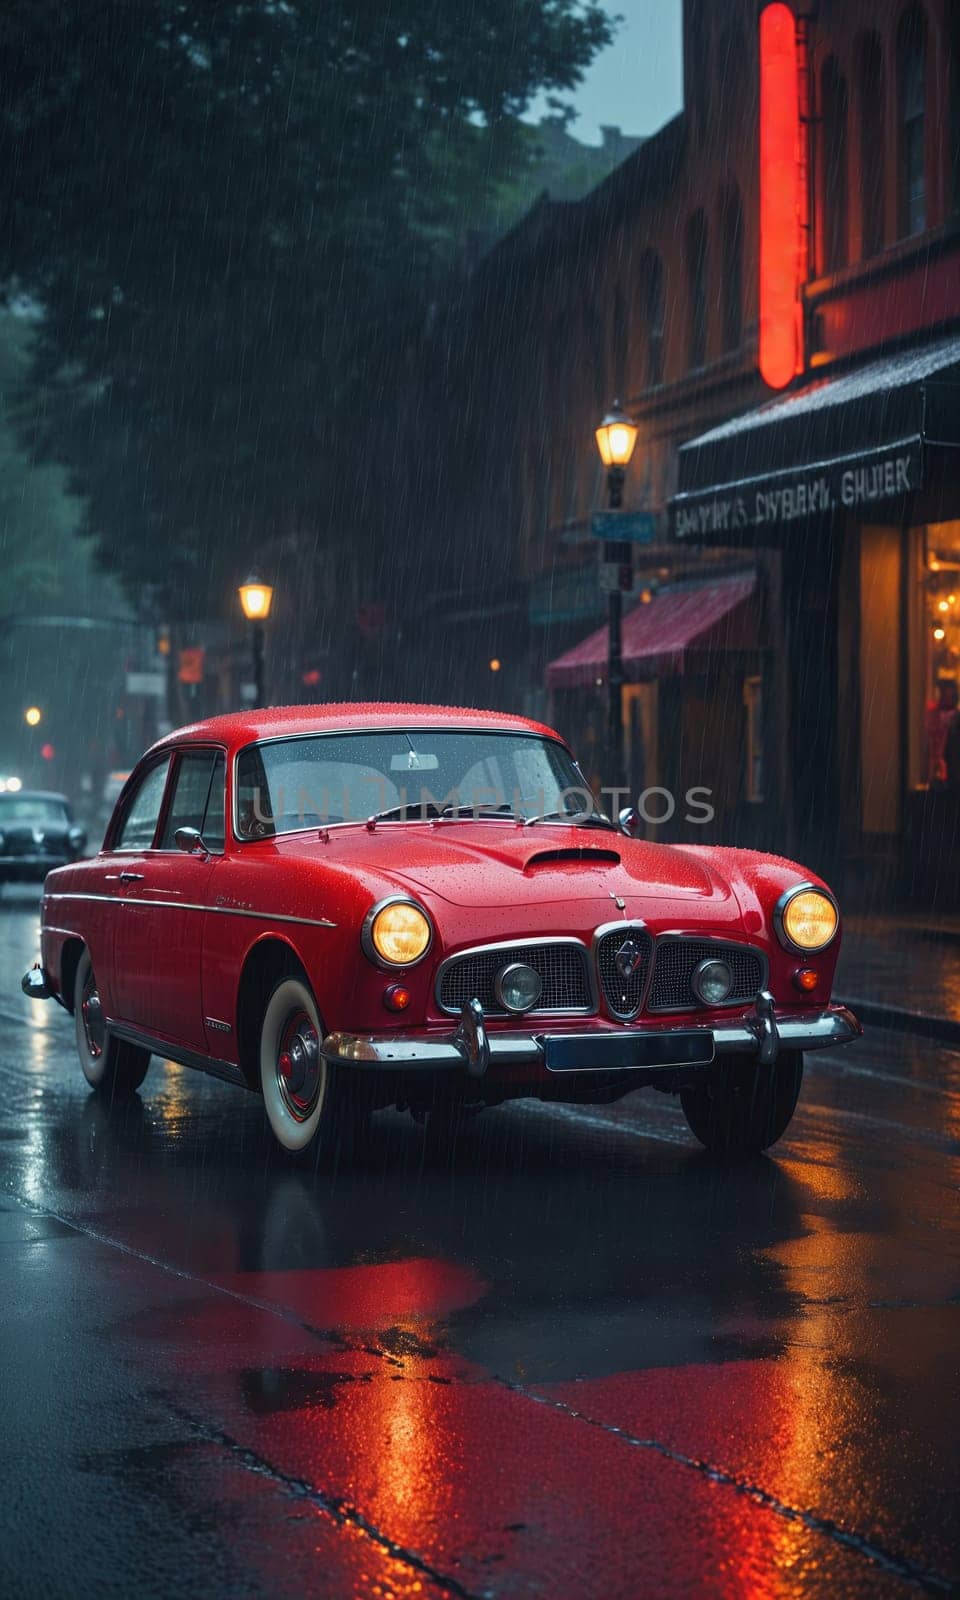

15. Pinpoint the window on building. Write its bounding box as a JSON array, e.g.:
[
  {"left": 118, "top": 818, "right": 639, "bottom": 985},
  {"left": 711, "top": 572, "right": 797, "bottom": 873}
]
[
  {"left": 856, "top": 33, "right": 885, "bottom": 256},
  {"left": 612, "top": 286, "right": 630, "bottom": 399},
  {"left": 719, "top": 183, "right": 744, "bottom": 352},
  {"left": 897, "top": 5, "right": 927, "bottom": 237},
  {"left": 689, "top": 0, "right": 711, "bottom": 149},
  {"left": 821, "top": 57, "right": 849, "bottom": 272},
  {"left": 685, "top": 211, "right": 708, "bottom": 370},
  {"left": 638, "top": 251, "right": 665, "bottom": 387},
  {"left": 949, "top": 1, "right": 960, "bottom": 212}
]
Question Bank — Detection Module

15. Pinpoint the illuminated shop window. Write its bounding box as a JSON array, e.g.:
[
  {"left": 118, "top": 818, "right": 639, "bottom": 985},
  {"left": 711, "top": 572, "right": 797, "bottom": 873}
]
[{"left": 921, "top": 523, "right": 960, "bottom": 789}]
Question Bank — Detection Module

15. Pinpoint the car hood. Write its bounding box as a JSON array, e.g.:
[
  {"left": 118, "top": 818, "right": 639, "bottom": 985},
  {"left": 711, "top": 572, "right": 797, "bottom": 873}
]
[{"left": 322, "top": 822, "right": 729, "bottom": 909}]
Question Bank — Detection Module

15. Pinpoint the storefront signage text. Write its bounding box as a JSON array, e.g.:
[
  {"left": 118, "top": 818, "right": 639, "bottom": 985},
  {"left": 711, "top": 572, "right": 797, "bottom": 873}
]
[{"left": 673, "top": 444, "right": 921, "bottom": 539}]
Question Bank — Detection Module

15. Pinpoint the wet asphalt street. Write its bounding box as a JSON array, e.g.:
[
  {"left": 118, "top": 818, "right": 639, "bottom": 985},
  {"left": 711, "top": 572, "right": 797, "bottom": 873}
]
[{"left": 0, "top": 889, "right": 957, "bottom": 1600}]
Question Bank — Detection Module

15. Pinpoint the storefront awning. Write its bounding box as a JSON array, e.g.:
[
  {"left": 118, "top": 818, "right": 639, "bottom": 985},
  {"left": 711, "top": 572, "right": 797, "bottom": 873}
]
[
  {"left": 671, "top": 334, "right": 960, "bottom": 540},
  {"left": 546, "top": 572, "right": 758, "bottom": 690}
]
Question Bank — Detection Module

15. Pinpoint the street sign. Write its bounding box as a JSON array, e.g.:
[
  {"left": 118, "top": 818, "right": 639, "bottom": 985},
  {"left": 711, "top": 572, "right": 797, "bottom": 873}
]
[
  {"left": 591, "top": 510, "right": 657, "bottom": 543},
  {"left": 178, "top": 646, "right": 205, "bottom": 684},
  {"left": 125, "top": 670, "right": 166, "bottom": 697}
]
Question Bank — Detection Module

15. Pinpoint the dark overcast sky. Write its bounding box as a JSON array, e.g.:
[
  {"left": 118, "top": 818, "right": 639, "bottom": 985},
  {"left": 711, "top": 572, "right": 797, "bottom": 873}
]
[{"left": 526, "top": 0, "right": 683, "bottom": 145}]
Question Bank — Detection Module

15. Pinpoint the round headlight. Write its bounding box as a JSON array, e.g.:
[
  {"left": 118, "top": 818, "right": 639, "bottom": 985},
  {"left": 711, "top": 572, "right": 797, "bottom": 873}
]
[
  {"left": 691, "top": 957, "right": 734, "bottom": 1006},
  {"left": 494, "top": 962, "right": 543, "bottom": 1014},
  {"left": 776, "top": 886, "right": 839, "bottom": 953},
  {"left": 364, "top": 899, "right": 433, "bottom": 967}
]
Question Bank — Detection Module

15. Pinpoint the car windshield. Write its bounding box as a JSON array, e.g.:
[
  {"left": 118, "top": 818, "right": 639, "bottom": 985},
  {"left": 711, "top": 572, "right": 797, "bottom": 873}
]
[
  {"left": 0, "top": 796, "right": 69, "bottom": 825},
  {"left": 235, "top": 730, "right": 606, "bottom": 838}
]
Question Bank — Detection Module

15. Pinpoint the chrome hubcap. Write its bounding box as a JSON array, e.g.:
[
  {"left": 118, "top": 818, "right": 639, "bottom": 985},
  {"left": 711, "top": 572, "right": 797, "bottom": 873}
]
[
  {"left": 81, "top": 973, "right": 105, "bottom": 1059},
  {"left": 275, "top": 1007, "right": 322, "bottom": 1122}
]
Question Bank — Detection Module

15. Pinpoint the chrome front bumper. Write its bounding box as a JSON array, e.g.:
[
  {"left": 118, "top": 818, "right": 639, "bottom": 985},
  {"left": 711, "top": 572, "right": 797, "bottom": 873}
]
[{"left": 322, "top": 992, "right": 862, "bottom": 1078}]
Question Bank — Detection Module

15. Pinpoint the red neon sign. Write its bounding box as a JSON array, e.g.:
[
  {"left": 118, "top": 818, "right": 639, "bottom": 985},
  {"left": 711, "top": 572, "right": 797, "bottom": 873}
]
[{"left": 759, "top": 3, "right": 800, "bottom": 389}]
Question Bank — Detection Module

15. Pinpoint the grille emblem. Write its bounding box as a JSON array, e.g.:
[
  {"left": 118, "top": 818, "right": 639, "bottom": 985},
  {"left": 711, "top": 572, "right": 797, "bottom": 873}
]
[{"left": 615, "top": 938, "right": 644, "bottom": 980}]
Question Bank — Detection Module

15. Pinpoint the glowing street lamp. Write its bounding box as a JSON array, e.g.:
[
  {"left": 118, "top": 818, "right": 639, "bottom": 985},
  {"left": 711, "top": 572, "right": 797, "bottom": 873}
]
[
  {"left": 238, "top": 576, "right": 274, "bottom": 708},
  {"left": 595, "top": 404, "right": 639, "bottom": 786},
  {"left": 24, "top": 706, "right": 42, "bottom": 727}
]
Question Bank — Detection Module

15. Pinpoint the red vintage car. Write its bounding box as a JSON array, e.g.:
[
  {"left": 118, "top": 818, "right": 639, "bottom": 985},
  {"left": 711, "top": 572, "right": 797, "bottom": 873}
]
[{"left": 23, "top": 703, "right": 859, "bottom": 1156}]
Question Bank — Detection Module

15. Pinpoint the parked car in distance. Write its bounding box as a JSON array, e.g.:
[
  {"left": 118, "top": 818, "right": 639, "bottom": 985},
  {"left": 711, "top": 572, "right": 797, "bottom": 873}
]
[
  {"left": 22, "top": 703, "right": 860, "bottom": 1157},
  {"left": 0, "top": 790, "right": 87, "bottom": 882}
]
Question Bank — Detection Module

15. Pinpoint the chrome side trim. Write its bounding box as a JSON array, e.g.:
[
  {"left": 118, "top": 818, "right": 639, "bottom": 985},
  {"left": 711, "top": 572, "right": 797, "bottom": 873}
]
[
  {"left": 321, "top": 1003, "right": 862, "bottom": 1072},
  {"left": 43, "top": 890, "right": 336, "bottom": 930},
  {"left": 433, "top": 934, "right": 597, "bottom": 1017},
  {"left": 106, "top": 1020, "right": 252, "bottom": 1089},
  {"left": 773, "top": 881, "right": 840, "bottom": 955}
]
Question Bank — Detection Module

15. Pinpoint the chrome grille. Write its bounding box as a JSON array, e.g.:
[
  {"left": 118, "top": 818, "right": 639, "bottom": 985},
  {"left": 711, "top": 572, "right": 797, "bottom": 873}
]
[
  {"left": 647, "top": 939, "right": 765, "bottom": 1012},
  {"left": 595, "top": 927, "right": 653, "bottom": 1019},
  {"left": 437, "top": 941, "right": 592, "bottom": 1016}
]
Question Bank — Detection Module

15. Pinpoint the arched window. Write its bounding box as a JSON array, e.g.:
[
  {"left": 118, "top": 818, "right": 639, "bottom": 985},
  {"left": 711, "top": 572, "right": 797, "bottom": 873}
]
[
  {"left": 897, "top": 4, "right": 927, "bottom": 237},
  {"left": 719, "top": 184, "right": 744, "bottom": 352},
  {"left": 856, "top": 33, "right": 885, "bottom": 255},
  {"left": 821, "top": 57, "right": 849, "bottom": 272},
  {"left": 638, "top": 251, "right": 665, "bottom": 387},
  {"left": 685, "top": 211, "right": 709, "bottom": 370}
]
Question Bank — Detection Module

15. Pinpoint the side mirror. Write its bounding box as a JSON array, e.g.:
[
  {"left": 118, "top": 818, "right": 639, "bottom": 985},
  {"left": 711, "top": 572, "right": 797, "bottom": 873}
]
[
  {"left": 174, "top": 826, "right": 208, "bottom": 856},
  {"left": 618, "top": 806, "right": 642, "bottom": 839}
]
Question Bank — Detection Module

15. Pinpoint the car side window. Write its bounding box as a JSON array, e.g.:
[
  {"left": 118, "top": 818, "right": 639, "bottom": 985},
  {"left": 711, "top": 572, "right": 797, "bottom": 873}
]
[
  {"left": 114, "top": 759, "right": 171, "bottom": 850},
  {"left": 158, "top": 751, "right": 226, "bottom": 852}
]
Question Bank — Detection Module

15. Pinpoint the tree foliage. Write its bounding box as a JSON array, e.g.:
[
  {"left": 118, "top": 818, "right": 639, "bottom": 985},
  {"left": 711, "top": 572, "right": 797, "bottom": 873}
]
[{"left": 0, "top": 0, "right": 613, "bottom": 617}]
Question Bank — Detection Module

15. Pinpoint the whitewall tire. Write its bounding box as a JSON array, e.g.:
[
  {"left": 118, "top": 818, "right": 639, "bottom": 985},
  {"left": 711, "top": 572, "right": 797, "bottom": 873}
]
[{"left": 259, "top": 976, "right": 329, "bottom": 1152}]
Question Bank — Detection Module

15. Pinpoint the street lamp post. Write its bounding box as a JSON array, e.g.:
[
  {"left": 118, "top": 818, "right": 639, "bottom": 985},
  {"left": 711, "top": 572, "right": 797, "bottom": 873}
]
[
  {"left": 238, "top": 576, "right": 274, "bottom": 709},
  {"left": 594, "top": 404, "right": 639, "bottom": 788}
]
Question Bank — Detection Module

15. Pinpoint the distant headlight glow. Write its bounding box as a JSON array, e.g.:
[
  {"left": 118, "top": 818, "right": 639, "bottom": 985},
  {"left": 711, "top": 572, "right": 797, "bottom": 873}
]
[
  {"left": 775, "top": 886, "right": 839, "bottom": 953},
  {"left": 363, "top": 898, "right": 433, "bottom": 967}
]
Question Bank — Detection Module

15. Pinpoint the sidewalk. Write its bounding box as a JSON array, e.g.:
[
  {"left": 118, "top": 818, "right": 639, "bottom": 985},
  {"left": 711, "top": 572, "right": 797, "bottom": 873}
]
[{"left": 835, "top": 913, "right": 960, "bottom": 1043}]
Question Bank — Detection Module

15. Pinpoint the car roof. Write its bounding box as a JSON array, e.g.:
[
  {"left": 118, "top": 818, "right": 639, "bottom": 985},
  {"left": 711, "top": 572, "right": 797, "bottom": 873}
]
[{"left": 148, "top": 702, "right": 566, "bottom": 757}]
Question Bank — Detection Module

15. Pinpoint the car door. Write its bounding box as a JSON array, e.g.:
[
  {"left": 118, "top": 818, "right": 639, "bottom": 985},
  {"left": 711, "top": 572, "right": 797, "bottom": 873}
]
[
  {"left": 114, "top": 747, "right": 226, "bottom": 1051},
  {"left": 103, "top": 754, "right": 173, "bottom": 1030}
]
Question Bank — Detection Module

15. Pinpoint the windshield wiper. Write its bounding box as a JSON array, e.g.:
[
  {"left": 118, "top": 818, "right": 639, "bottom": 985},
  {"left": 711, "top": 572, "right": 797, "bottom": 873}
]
[
  {"left": 438, "top": 803, "right": 523, "bottom": 821},
  {"left": 365, "top": 802, "right": 442, "bottom": 826},
  {"left": 523, "top": 811, "right": 614, "bottom": 829}
]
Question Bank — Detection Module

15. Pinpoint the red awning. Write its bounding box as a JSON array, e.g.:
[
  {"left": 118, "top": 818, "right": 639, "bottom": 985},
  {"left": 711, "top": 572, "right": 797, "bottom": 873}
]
[{"left": 546, "top": 572, "right": 759, "bottom": 691}]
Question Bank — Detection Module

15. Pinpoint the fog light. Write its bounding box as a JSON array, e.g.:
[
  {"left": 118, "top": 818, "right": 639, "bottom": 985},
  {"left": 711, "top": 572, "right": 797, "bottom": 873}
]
[
  {"left": 494, "top": 961, "right": 542, "bottom": 1014},
  {"left": 691, "top": 957, "right": 734, "bottom": 1006},
  {"left": 794, "top": 967, "right": 818, "bottom": 993},
  {"left": 383, "top": 983, "right": 412, "bottom": 1012}
]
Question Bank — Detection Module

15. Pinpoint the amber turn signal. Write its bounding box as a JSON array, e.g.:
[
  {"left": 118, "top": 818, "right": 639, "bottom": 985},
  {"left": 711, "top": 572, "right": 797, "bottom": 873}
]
[
  {"left": 383, "top": 984, "right": 412, "bottom": 1011},
  {"left": 793, "top": 968, "right": 818, "bottom": 993}
]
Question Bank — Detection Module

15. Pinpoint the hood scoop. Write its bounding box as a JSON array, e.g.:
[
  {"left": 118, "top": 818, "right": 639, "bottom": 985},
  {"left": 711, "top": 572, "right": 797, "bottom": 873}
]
[{"left": 523, "top": 846, "right": 621, "bottom": 870}]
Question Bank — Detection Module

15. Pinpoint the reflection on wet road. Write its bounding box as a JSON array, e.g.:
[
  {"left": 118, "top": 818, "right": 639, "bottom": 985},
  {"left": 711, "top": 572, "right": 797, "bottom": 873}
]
[{"left": 0, "top": 890, "right": 957, "bottom": 1598}]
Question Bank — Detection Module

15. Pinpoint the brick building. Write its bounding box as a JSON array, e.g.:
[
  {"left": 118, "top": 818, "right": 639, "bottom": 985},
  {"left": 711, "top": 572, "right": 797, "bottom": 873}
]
[{"left": 386, "top": 0, "right": 960, "bottom": 906}]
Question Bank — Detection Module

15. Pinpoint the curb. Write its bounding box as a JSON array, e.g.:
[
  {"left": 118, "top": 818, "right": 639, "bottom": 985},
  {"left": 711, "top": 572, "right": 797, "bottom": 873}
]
[{"left": 836, "top": 995, "right": 960, "bottom": 1048}]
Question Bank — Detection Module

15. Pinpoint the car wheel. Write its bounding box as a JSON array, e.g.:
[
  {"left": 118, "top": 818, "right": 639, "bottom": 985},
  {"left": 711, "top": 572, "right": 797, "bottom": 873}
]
[
  {"left": 73, "top": 949, "right": 151, "bottom": 1096},
  {"left": 259, "top": 975, "right": 367, "bottom": 1157},
  {"left": 679, "top": 1052, "right": 803, "bottom": 1156}
]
